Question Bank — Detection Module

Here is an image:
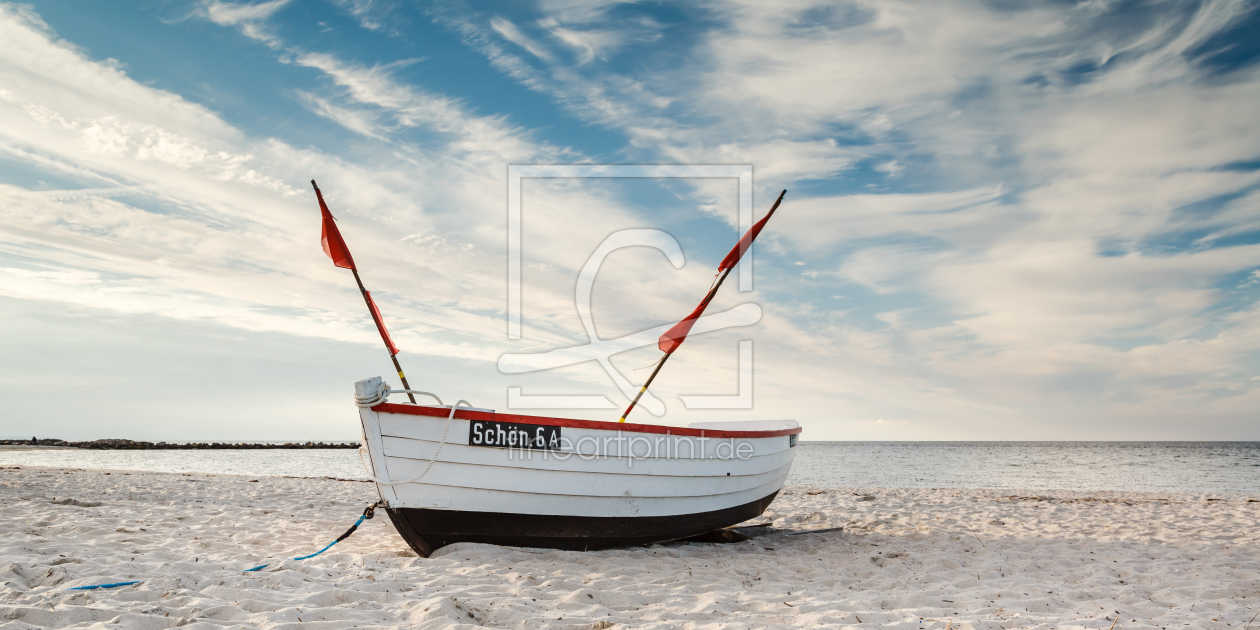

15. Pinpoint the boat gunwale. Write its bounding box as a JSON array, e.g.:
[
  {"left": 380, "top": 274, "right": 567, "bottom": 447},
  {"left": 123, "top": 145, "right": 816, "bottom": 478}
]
[{"left": 371, "top": 403, "right": 802, "bottom": 439}]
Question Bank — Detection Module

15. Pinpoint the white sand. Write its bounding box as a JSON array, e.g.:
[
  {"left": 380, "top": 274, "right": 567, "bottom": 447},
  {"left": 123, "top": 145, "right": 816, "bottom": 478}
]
[{"left": 2, "top": 466, "right": 1258, "bottom": 629}]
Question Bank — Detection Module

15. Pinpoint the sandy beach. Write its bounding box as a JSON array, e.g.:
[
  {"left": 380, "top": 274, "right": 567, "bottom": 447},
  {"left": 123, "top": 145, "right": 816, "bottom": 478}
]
[{"left": 2, "top": 466, "right": 1257, "bottom": 629}]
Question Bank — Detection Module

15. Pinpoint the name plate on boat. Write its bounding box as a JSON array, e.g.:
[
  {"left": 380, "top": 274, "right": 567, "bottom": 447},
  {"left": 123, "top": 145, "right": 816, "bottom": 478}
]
[{"left": 468, "top": 420, "right": 562, "bottom": 451}]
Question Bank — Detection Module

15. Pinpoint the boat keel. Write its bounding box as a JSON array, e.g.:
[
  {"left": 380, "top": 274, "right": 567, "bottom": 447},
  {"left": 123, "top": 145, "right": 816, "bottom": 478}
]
[{"left": 385, "top": 490, "right": 780, "bottom": 557}]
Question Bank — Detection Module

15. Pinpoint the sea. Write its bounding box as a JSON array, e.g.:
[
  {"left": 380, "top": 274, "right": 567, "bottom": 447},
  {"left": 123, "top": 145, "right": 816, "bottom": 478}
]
[{"left": 2, "top": 441, "right": 1258, "bottom": 494}]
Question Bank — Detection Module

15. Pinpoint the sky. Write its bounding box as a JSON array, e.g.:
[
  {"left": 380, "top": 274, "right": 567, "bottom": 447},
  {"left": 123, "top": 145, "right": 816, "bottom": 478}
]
[{"left": 1, "top": 0, "right": 1258, "bottom": 442}]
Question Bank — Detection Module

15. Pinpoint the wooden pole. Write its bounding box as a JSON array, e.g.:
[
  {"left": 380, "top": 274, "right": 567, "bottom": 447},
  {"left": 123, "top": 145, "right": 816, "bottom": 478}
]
[
  {"left": 618, "top": 266, "right": 734, "bottom": 423},
  {"left": 617, "top": 353, "right": 668, "bottom": 424},
  {"left": 350, "top": 267, "right": 418, "bottom": 404}
]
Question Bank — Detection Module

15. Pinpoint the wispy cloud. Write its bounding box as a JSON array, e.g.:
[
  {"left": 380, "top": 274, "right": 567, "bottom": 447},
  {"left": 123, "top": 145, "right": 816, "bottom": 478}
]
[
  {"left": 194, "top": 0, "right": 292, "bottom": 47},
  {"left": 539, "top": 16, "right": 661, "bottom": 65},
  {"left": 295, "top": 91, "right": 386, "bottom": 140},
  {"left": 328, "top": 0, "right": 402, "bottom": 33},
  {"left": 490, "top": 16, "right": 556, "bottom": 63}
]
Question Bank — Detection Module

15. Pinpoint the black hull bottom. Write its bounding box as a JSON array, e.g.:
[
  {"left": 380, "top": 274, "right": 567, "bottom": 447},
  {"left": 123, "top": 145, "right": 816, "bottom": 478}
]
[{"left": 386, "top": 491, "right": 780, "bottom": 557}]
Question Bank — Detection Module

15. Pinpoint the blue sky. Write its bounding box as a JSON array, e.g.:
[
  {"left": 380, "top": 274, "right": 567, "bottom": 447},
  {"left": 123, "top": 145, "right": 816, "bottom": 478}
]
[{"left": 1, "top": 0, "right": 1258, "bottom": 441}]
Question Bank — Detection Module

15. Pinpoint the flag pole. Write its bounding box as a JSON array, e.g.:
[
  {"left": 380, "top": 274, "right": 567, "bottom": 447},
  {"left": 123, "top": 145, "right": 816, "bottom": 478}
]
[
  {"left": 348, "top": 266, "right": 418, "bottom": 405},
  {"left": 617, "top": 265, "right": 733, "bottom": 423},
  {"left": 618, "top": 189, "right": 786, "bottom": 424},
  {"left": 312, "top": 180, "right": 417, "bottom": 405}
]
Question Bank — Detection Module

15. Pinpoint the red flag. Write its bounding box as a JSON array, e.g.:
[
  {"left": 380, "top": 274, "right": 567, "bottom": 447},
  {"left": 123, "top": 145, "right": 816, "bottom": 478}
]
[
  {"left": 364, "top": 291, "right": 399, "bottom": 356},
  {"left": 718, "top": 189, "right": 786, "bottom": 272},
  {"left": 314, "top": 182, "right": 356, "bottom": 270},
  {"left": 658, "top": 190, "right": 786, "bottom": 354},
  {"left": 658, "top": 299, "right": 710, "bottom": 354}
]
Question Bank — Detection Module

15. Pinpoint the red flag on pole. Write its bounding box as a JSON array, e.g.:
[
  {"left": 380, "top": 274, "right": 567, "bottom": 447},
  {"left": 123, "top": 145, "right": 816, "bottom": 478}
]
[
  {"left": 718, "top": 191, "right": 786, "bottom": 272},
  {"left": 657, "top": 300, "right": 709, "bottom": 354},
  {"left": 620, "top": 189, "right": 788, "bottom": 423},
  {"left": 364, "top": 290, "right": 399, "bottom": 356},
  {"left": 657, "top": 190, "right": 787, "bottom": 354},
  {"left": 314, "top": 184, "right": 356, "bottom": 270},
  {"left": 310, "top": 179, "right": 416, "bottom": 402}
]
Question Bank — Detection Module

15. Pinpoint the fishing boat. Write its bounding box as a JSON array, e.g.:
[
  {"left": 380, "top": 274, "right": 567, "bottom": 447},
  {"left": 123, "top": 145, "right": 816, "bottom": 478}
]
[
  {"left": 312, "top": 180, "right": 798, "bottom": 555},
  {"left": 354, "top": 376, "right": 800, "bottom": 556}
]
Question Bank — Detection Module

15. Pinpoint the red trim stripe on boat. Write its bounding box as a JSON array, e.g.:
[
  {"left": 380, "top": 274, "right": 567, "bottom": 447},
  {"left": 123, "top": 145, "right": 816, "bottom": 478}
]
[{"left": 371, "top": 403, "right": 802, "bottom": 439}]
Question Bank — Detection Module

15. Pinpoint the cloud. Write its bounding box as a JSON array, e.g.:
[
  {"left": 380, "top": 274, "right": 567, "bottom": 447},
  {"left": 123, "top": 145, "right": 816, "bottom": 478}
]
[
  {"left": 776, "top": 186, "right": 1006, "bottom": 253},
  {"left": 432, "top": 7, "right": 673, "bottom": 132},
  {"left": 535, "top": 0, "right": 637, "bottom": 25},
  {"left": 490, "top": 16, "right": 556, "bottom": 63},
  {"left": 295, "top": 91, "right": 387, "bottom": 140},
  {"left": 539, "top": 16, "right": 661, "bottom": 65},
  {"left": 289, "top": 52, "right": 546, "bottom": 164},
  {"left": 189, "top": 2, "right": 566, "bottom": 168},
  {"left": 195, "top": 0, "right": 292, "bottom": 47},
  {"left": 838, "top": 243, "right": 952, "bottom": 295},
  {"left": 327, "top": 0, "right": 401, "bottom": 33}
]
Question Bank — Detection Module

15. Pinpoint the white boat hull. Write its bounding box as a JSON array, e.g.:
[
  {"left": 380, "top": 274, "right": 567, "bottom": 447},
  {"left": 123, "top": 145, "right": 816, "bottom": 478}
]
[{"left": 355, "top": 377, "right": 800, "bottom": 555}]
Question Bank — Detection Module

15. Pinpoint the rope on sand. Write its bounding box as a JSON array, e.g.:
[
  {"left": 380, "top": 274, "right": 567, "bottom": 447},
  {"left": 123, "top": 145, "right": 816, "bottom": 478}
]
[
  {"left": 66, "top": 503, "right": 380, "bottom": 591},
  {"left": 67, "top": 580, "right": 141, "bottom": 591},
  {"left": 244, "top": 503, "right": 378, "bottom": 572}
]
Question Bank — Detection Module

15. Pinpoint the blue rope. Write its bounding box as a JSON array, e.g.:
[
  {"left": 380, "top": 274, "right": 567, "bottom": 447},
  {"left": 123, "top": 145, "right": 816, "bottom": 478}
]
[
  {"left": 68, "top": 580, "right": 141, "bottom": 591},
  {"left": 243, "top": 514, "right": 366, "bottom": 572},
  {"left": 65, "top": 505, "right": 378, "bottom": 590}
]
